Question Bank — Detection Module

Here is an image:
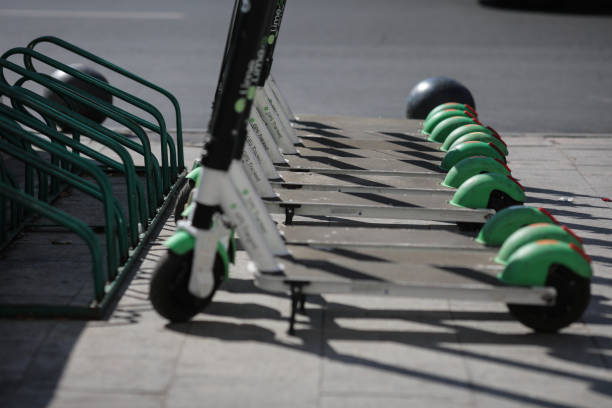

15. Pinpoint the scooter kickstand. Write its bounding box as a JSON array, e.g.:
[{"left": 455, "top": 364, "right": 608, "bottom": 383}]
[
  {"left": 288, "top": 282, "right": 307, "bottom": 335},
  {"left": 298, "top": 294, "right": 307, "bottom": 314}
]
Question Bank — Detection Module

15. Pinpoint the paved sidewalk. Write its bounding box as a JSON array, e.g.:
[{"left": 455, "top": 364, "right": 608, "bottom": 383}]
[{"left": 1, "top": 128, "right": 611, "bottom": 408}]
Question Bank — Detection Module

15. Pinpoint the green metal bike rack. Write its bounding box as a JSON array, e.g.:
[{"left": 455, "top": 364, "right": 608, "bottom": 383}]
[
  {"left": 10, "top": 71, "right": 164, "bottom": 213},
  {"left": 2, "top": 47, "right": 180, "bottom": 191},
  {"left": 0, "top": 158, "right": 23, "bottom": 243},
  {"left": 0, "top": 180, "right": 107, "bottom": 304},
  {"left": 0, "top": 36, "right": 188, "bottom": 318},
  {"left": 1, "top": 55, "right": 169, "bottom": 204},
  {"left": 0, "top": 89, "right": 143, "bottom": 249},
  {"left": 0, "top": 117, "right": 124, "bottom": 278},
  {"left": 26, "top": 35, "right": 184, "bottom": 171}
]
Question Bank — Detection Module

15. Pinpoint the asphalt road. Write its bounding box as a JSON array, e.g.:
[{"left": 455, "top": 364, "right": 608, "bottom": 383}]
[{"left": 0, "top": 0, "right": 611, "bottom": 134}]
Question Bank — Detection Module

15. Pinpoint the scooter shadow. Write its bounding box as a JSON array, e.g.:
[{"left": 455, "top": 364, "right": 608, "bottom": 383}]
[{"left": 166, "top": 279, "right": 612, "bottom": 404}]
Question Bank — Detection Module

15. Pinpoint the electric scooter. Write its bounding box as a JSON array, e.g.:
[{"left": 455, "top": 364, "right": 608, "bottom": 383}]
[
  {"left": 150, "top": 0, "right": 592, "bottom": 335},
  {"left": 177, "top": 0, "right": 525, "bottom": 227}
]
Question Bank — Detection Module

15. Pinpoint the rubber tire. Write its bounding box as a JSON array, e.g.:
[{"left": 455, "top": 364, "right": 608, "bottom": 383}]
[
  {"left": 173, "top": 179, "right": 195, "bottom": 224},
  {"left": 507, "top": 265, "right": 591, "bottom": 333},
  {"left": 456, "top": 189, "right": 523, "bottom": 231},
  {"left": 487, "top": 189, "right": 523, "bottom": 212},
  {"left": 228, "top": 236, "right": 236, "bottom": 264},
  {"left": 149, "top": 250, "right": 223, "bottom": 322},
  {"left": 456, "top": 222, "right": 483, "bottom": 232}
]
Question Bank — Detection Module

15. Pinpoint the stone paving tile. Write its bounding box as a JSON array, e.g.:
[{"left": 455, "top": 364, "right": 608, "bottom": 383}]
[
  {"left": 49, "top": 328, "right": 183, "bottom": 393},
  {"left": 166, "top": 375, "right": 318, "bottom": 408},
  {"left": 0, "top": 320, "right": 56, "bottom": 397},
  {"left": 505, "top": 146, "right": 572, "bottom": 163},
  {"left": 560, "top": 148, "right": 612, "bottom": 166},
  {"left": 575, "top": 166, "right": 612, "bottom": 200},
  {"left": 318, "top": 297, "right": 473, "bottom": 400},
  {"left": 0, "top": 263, "right": 91, "bottom": 304},
  {"left": 4, "top": 388, "right": 163, "bottom": 408},
  {"left": 47, "top": 390, "right": 162, "bottom": 408},
  {"left": 508, "top": 161, "right": 576, "bottom": 171},
  {"left": 319, "top": 337, "right": 474, "bottom": 400},
  {"left": 2, "top": 127, "right": 612, "bottom": 408},
  {"left": 446, "top": 302, "right": 611, "bottom": 408},
  {"left": 172, "top": 282, "right": 323, "bottom": 378},
  {"left": 503, "top": 136, "right": 554, "bottom": 147},
  {"left": 320, "top": 395, "right": 474, "bottom": 408}
]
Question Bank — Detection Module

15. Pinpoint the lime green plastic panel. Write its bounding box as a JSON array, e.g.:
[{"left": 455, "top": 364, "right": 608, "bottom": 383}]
[
  {"left": 443, "top": 124, "right": 495, "bottom": 150},
  {"left": 426, "top": 102, "right": 476, "bottom": 122},
  {"left": 423, "top": 109, "right": 472, "bottom": 134},
  {"left": 442, "top": 156, "right": 511, "bottom": 188},
  {"left": 165, "top": 230, "right": 229, "bottom": 278},
  {"left": 500, "top": 241, "right": 592, "bottom": 286},
  {"left": 181, "top": 202, "right": 195, "bottom": 218},
  {"left": 428, "top": 116, "right": 478, "bottom": 143},
  {"left": 445, "top": 132, "right": 508, "bottom": 155},
  {"left": 186, "top": 167, "right": 201, "bottom": 183},
  {"left": 496, "top": 223, "right": 583, "bottom": 265},
  {"left": 185, "top": 165, "right": 202, "bottom": 189},
  {"left": 476, "top": 206, "right": 558, "bottom": 246},
  {"left": 165, "top": 229, "right": 195, "bottom": 255},
  {"left": 450, "top": 173, "right": 525, "bottom": 209},
  {"left": 440, "top": 141, "right": 506, "bottom": 171}
]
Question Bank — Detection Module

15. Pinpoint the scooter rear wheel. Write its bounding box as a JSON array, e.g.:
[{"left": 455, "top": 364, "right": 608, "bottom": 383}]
[
  {"left": 507, "top": 264, "right": 590, "bottom": 332},
  {"left": 150, "top": 250, "right": 223, "bottom": 322}
]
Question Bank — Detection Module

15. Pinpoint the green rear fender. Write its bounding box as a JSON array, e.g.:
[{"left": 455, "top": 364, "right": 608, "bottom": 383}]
[
  {"left": 428, "top": 116, "right": 479, "bottom": 143},
  {"left": 443, "top": 124, "right": 497, "bottom": 150},
  {"left": 181, "top": 202, "right": 195, "bottom": 218},
  {"left": 440, "top": 141, "right": 506, "bottom": 171},
  {"left": 164, "top": 229, "right": 231, "bottom": 279},
  {"left": 476, "top": 206, "right": 559, "bottom": 246},
  {"left": 442, "top": 156, "right": 511, "bottom": 188},
  {"left": 450, "top": 172, "right": 525, "bottom": 210},
  {"left": 444, "top": 132, "right": 508, "bottom": 155},
  {"left": 165, "top": 229, "right": 195, "bottom": 255},
  {"left": 496, "top": 223, "right": 583, "bottom": 264},
  {"left": 179, "top": 167, "right": 202, "bottom": 219},
  {"left": 186, "top": 166, "right": 203, "bottom": 187},
  {"left": 500, "top": 240, "right": 592, "bottom": 286},
  {"left": 423, "top": 109, "right": 475, "bottom": 134},
  {"left": 426, "top": 102, "right": 477, "bottom": 122}
]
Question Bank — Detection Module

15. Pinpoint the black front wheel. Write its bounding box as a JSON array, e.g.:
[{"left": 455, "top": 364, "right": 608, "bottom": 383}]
[
  {"left": 507, "top": 264, "right": 591, "bottom": 333},
  {"left": 149, "top": 250, "right": 224, "bottom": 322}
]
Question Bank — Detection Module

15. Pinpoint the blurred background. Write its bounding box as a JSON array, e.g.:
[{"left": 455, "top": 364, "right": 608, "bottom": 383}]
[{"left": 0, "top": 0, "right": 611, "bottom": 135}]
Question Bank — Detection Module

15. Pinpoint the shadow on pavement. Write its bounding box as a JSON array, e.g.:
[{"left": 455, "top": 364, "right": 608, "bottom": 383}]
[{"left": 167, "top": 275, "right": 612, "bottom": 408}]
